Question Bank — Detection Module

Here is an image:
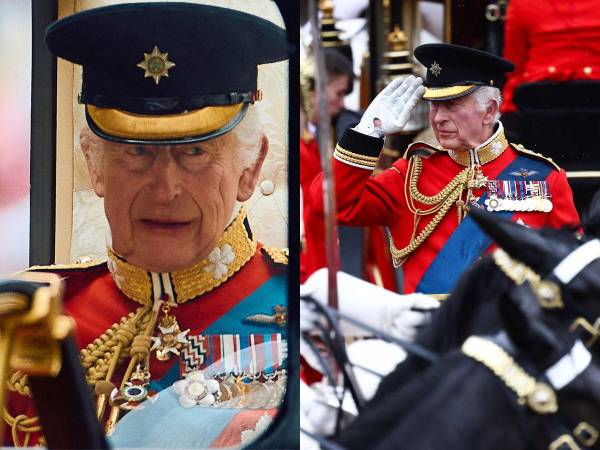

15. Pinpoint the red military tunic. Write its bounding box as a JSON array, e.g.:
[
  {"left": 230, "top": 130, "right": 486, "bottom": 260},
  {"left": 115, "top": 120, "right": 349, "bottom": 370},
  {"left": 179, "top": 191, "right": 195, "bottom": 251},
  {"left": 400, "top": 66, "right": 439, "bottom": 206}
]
[
  {"left": 3, "top": 209, "right": 288, "bottom": 447},
  {"left": 300, "top": 134, "right": 326, "bottom": 283},
  {"left": 311, "top": 124, "right": 580, "bottom": 294},
  {"left": 501, "top": 0, "right": 600, "bottom": 113}
]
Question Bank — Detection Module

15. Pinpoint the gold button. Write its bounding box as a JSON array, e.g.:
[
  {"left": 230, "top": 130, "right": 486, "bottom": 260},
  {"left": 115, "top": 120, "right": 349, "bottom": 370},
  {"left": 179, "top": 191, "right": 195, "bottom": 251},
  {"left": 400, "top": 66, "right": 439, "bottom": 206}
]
[
  {"left": 584, "top": 66, "right": 592, "bottom": 75},
  {"left": 548, "top": 66, "right": 556, "bottom": 73}
]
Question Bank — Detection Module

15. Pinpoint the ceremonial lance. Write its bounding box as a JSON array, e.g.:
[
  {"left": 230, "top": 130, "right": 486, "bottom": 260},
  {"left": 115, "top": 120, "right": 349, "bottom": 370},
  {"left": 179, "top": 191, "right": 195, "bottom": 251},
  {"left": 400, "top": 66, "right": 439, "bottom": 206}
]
[{"left": 309, "top": 0, "right": 340, "bottom": 309}]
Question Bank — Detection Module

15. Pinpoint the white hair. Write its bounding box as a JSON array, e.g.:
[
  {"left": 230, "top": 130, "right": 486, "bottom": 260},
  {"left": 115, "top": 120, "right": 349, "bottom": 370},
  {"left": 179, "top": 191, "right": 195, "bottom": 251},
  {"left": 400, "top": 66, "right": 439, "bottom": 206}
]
[
  {"left": 229, "top": 105, "right": 266, "bottom": 169},
  {"left": 473, "top": 86, "right": 502, "bottom": 123},
  {"left": 80, "top": 126, "right": 103, "bottom": 171}
]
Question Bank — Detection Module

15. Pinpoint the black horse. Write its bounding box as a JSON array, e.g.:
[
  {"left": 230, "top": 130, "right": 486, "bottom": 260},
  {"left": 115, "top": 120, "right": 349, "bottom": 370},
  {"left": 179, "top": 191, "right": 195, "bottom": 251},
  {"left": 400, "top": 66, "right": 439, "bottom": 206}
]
[{"left": 333, "top": 204, "right": 600, "bottom": 449}]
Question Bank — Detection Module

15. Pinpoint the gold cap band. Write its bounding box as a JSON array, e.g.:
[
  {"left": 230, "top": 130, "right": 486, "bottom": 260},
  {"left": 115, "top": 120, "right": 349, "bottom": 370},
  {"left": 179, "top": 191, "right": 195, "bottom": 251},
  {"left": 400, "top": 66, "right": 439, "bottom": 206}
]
[
  {"left": 423, "top": 85, "right": 479, "bottom": 101},
  {"left": 86, "top": 103, "right": 244, "bottom": 141}
]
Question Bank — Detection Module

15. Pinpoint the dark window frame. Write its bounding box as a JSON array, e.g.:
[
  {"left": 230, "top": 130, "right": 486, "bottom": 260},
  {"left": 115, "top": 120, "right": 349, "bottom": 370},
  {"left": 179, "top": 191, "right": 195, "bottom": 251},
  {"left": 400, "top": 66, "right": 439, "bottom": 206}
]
[{"left": 29, "top": 0, "right": 58, "bottom": 266}]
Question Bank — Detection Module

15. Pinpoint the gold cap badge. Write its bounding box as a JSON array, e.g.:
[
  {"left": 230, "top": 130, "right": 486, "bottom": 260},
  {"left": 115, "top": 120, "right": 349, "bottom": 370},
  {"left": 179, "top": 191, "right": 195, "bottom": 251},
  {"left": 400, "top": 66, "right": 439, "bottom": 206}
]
[{"left": 137, "top": 45, "right": 176, "bottom": 85}]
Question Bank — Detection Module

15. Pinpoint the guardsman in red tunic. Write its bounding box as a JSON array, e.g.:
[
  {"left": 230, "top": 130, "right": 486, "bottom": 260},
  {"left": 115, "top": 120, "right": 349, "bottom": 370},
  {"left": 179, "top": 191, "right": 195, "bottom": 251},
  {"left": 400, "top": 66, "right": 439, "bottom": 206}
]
[
  {"left": 311, "top": 43, "right": 579, "bottom": 295},
  {"left": 501, "top": 0, "right": 600, "bottom": 114},
  {"left": 3, "top": 3, "right": 288, "bottom": 448}
]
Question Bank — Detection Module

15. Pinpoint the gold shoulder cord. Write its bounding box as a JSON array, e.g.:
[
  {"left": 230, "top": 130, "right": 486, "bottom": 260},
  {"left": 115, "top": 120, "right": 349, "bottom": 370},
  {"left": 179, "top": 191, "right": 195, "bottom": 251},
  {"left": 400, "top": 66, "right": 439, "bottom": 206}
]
[
  {"left": 3, "top": 305, "right": 154, "bottom": 444},
  {"left": 389, "top": 156, "right": 472, "bottom": 267},
  {"left": 462, "top": 336, "right": 558, "bottom": 415}
]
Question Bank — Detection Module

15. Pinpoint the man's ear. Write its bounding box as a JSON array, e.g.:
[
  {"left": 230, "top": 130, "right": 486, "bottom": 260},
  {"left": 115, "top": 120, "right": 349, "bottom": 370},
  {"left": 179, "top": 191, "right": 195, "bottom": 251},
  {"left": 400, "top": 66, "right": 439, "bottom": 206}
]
[
  {"left": 237, "top": 134, "right": 268, "bottom": 202},
  {"left": 483, "top": 99, "right": 499, "bottom": 126},
  {"left": 80, "top": 128, "right": 105, "bottom": 198}
]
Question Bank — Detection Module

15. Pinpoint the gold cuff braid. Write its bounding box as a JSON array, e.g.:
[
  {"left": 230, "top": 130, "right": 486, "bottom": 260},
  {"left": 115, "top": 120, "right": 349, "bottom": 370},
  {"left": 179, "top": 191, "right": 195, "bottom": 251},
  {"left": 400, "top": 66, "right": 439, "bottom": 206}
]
[{"left": 334, "top": 144, "right": 379, "bottom": 168}]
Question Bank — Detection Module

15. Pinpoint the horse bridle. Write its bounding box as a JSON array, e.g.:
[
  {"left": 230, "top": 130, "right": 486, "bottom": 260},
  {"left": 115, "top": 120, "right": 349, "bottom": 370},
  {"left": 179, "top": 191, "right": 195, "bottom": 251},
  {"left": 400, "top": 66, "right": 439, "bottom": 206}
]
[
  {"left": 462, "top": 332, "right": 598, "bottom": 450},
  {"left": 492, "top": 239, "right": 600, "bottom": 355},
  {"left": 469, "top": 239, "right": 600, "bottom": 449}
]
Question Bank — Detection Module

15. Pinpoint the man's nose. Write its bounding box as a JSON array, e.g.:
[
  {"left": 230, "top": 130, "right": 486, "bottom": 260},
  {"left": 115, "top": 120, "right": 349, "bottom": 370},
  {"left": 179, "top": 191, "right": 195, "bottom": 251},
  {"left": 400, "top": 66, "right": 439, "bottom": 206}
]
[
  {"left": 430, "top": 106, "right": 446, "bottom": 124},
  {"left": 149, "top": 152, "right": 182, "bottom": 203}
]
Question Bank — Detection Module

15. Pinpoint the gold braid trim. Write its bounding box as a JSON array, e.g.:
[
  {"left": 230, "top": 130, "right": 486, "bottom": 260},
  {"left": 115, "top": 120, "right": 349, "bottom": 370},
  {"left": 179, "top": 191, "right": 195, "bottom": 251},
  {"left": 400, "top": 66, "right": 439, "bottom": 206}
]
[
  {"left": 2, "top": 408, "right": 41, "bottom": 447},
  {"left": 6, "top": 306, "right": 152, "bottom": 396},
  {"left": 3, "top": 307, "right": 153, "bottom": 445},
  {"left": 334, "top": 144, "right": 379, "bottom": 168},
  {"left": 408, "top": 156, "right": 471, "bottom": 205},
  {"left": 335, "top": 145, "right": 380, "bottom": 163},
  {"left": 389, "top": 157, "right": 472, "bottom": 267},
  {"left": 6, "top": 371, "right": 31, "bottom": 397},
  {"left": 83, "top": 306, "right": 152, "bottom": 386}
]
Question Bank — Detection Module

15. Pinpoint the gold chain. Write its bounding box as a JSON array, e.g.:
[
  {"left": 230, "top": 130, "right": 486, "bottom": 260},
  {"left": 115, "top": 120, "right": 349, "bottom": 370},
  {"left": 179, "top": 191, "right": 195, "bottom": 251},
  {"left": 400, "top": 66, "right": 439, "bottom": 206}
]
[
  {"left": 1, "top": 409, "right": 41, "bottom": 447},
  {"left": 408, "top": 157, "right": 471, "bottom": 205},
  {"left": 389, "top": 157, "right": 472, "bottom": 266}
]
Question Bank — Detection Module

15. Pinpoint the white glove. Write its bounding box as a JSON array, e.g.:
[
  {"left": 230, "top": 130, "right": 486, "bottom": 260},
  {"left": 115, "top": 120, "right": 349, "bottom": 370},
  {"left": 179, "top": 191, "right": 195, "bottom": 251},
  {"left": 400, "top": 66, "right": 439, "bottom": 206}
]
[
  {"left": 300, "top": 268, "right": 439, "bottom": 339},
  {"left": 354, "top": 75, "right": 425, "bottom": 138},
  {"left": 301, "top": 379, "right": 357, "bottom": 437}
]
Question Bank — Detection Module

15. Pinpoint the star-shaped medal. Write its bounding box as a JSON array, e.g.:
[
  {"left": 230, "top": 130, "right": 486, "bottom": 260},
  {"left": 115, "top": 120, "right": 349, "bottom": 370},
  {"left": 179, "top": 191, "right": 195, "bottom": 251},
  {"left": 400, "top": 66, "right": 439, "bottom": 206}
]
[
  {"left": 137, "top": 45, "right": 176, "bottom": 85},
  {"left": 151, "top": 323, "right": 190, "bottom": 361},
  {"left": 430, "top": 61, "right": 442, "bottom": 77}
]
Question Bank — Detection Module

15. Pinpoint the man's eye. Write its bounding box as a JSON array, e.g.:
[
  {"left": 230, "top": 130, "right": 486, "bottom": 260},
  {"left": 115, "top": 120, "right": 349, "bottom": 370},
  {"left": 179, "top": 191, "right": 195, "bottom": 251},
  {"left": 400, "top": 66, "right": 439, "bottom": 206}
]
[
  {"left": 183, "top": 147, "right": 205, "bottom": 156},
  {"left": 131, "top": 146, "right": 149, "bottom": 156}
]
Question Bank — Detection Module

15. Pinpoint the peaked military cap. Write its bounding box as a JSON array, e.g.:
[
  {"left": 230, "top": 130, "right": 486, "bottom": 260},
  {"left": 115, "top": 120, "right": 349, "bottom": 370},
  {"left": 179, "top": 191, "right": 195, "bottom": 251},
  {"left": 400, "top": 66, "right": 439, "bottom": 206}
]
[
  {"left": 45, "top": 2, "right": 287, "bottom": 144},
  {"left": 414, "top": 43, "right": 515, "bottom": 101}
]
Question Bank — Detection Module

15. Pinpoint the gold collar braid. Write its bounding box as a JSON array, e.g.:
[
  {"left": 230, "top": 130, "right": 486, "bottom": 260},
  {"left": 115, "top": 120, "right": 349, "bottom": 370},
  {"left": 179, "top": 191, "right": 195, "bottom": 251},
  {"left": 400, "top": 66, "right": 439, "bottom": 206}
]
[
  {"left": 448, "top": 122, "right": 508, "bottom": 167},
  {"left": 107, "top": 207, "right": 257, "bottom": 305}
]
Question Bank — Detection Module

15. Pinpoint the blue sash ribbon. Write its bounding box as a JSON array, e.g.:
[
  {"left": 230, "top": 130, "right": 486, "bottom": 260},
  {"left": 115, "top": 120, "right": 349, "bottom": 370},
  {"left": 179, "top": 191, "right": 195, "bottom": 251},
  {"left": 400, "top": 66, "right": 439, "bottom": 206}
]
[{"left": 416, "top": 155, "right": 552, "bottom": 294}]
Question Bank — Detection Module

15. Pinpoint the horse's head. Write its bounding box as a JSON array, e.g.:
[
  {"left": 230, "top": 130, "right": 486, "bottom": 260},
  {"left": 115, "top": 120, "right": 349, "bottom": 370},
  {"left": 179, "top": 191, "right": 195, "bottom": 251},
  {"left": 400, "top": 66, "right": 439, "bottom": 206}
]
[
  {"left": 469, "top": 205, "right": 600, "bottom": 444},
  {"left": 469, "top": 206, "right": 600, "bottom": 358}
]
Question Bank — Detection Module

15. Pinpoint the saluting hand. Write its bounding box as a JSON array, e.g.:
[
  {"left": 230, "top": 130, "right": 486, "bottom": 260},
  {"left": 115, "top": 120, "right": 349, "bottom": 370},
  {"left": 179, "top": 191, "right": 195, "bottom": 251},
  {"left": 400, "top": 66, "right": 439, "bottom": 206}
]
[{"left": 354, "top": 75, "right": 425, "bottom": 138}]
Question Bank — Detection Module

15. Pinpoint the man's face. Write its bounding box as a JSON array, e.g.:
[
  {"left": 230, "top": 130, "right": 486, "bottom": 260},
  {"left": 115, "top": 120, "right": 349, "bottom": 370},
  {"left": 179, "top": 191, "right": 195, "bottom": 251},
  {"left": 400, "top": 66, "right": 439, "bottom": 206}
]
[
  {"left": 310, "top": 74, "right": 351, "bottom": 123},
  {"left": 85, "top": 131, "right": 265, "bottom": 272},
  {"left": 429, "top": 93, "right": 495, "bottom": 151}
]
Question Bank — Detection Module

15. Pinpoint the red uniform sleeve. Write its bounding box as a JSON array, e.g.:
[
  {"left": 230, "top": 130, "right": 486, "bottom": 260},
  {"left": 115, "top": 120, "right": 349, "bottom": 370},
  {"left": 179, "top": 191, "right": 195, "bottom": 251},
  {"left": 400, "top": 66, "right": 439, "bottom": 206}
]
[
  {"left": 309, "top": 128, "right": 407, "bottom": 227},
  {"left": 545, "top": 168, "right": 580, "bottom": 229}
]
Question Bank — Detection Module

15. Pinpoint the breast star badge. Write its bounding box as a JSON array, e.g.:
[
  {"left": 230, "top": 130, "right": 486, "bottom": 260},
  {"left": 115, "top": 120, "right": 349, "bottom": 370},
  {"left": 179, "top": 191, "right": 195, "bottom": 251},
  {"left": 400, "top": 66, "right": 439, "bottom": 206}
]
[
  {"left": 137, "top": 45, "right": 176, "bottom": 85},
  {"left": 430, "top": 61, "right": 442, "bottom": 77}
]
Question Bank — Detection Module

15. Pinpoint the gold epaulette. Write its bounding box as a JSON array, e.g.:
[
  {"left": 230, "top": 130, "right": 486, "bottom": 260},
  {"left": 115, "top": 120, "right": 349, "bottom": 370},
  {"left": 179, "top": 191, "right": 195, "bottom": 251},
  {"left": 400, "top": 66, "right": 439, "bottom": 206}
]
[
  {"left": 24, "top": 258, "right": 106, "bottom": 274},
  {"left": 261, "top": 247, "right": 289, "bottom": 267},
  {"left": 402, "top": 141, "right": 444, "bottom": 160},
  {"left": 511, "top": 143, "right": 560, "bottom": 171}
]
